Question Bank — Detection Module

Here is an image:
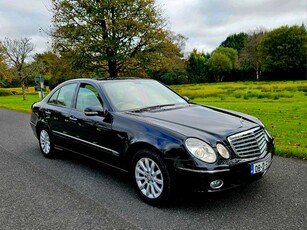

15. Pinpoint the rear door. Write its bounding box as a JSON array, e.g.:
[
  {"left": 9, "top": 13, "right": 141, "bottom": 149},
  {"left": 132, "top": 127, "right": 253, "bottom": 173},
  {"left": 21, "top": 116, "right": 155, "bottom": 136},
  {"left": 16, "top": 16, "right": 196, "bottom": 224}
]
[{"left": 42, "top": 83, "right": 78, "bottom": 148}]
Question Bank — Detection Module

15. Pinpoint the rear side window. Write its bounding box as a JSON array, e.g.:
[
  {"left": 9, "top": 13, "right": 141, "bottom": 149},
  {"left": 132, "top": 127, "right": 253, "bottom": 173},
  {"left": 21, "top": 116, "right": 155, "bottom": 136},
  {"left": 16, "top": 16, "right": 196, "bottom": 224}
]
[
  {"left": 48, "top": 89, "right": 60, "bottom": 105},
  {"left": 48, "top": 83, "right": 77, "bottom": 108}
]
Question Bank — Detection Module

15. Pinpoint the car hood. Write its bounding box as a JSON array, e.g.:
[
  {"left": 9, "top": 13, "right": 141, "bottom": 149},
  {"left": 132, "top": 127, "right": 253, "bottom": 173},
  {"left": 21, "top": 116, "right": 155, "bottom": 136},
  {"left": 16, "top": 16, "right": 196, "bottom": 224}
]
[{"left": 128, "top": 104, "right": 260, "bottom": 144}]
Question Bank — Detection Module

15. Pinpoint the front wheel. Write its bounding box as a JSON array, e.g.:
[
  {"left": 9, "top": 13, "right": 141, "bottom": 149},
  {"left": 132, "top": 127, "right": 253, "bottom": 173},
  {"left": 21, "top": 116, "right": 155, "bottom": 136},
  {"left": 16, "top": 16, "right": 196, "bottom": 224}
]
[
  {"left": 38, "top": 128, "right": 55, "bottom": 158},
  {"left": 132, "top": 149, "right": 173, "bottom": 206}
]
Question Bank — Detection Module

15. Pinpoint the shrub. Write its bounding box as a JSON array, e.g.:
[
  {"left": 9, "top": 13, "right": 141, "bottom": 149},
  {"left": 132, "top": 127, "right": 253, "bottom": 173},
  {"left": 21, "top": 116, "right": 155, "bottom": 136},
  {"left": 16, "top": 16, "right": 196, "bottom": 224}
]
[{"left": 0, "top": 89, "right": 13, "bottom": 96}]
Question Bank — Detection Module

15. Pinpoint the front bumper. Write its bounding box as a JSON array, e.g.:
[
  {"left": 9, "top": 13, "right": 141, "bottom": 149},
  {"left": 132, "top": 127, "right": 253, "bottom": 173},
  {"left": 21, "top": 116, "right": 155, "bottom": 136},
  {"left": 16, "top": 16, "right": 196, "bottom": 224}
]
[{"left": 175, "top": 152, "right": 273, "bottom": 192}]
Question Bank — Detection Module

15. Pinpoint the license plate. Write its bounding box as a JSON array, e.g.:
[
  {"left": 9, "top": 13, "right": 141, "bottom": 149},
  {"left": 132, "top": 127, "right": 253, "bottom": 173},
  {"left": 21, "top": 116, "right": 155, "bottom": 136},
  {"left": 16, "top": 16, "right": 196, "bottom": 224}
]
[{"left": 250, "top": 158, "right": 271, "bottom": 175}]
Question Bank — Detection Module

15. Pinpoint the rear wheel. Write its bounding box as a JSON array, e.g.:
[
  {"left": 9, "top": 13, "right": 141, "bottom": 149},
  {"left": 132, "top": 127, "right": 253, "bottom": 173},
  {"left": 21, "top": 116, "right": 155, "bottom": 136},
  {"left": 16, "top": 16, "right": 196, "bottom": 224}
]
[
  {"left": 132, "top": 149, "right": 173, "bottom": 206},
  {"left": 38, "top": 128, "right": 55, "bottom": 158}
]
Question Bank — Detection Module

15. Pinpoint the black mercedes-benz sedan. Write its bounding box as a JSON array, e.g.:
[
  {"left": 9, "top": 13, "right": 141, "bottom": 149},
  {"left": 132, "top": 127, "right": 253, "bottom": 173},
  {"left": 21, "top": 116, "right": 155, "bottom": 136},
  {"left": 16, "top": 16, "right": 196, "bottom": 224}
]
[{"left": 30, "top": 78, "right": 274, "bottom": 205}]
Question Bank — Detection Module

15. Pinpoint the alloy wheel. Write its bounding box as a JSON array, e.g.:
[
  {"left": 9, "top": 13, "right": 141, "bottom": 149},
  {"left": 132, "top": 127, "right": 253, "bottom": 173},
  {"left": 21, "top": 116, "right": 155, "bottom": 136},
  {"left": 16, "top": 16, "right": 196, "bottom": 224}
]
[
  {"left": 135, "top": 157, "right": 164, "bottom": 199},
  {"left": 40, "top": 129, "right": 51, "bottom": 154}
]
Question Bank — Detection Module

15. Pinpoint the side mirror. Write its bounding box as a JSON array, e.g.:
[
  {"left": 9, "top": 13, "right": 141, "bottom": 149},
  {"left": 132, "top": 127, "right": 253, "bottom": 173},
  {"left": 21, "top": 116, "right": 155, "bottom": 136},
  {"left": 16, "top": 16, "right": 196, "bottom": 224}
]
[
  {"left": 183, "top": 96, "right": 190, "bottom": 102},
  {"left": 84, "top": 106, "right": 105, "bottom": 117}
]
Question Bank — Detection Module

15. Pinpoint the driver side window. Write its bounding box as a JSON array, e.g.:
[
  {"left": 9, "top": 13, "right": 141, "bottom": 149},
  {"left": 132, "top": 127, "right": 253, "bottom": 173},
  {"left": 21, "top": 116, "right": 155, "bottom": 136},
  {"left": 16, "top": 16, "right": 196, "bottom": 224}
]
[{"left": 76, "top": 84, "right": 103, "bottom": 111}]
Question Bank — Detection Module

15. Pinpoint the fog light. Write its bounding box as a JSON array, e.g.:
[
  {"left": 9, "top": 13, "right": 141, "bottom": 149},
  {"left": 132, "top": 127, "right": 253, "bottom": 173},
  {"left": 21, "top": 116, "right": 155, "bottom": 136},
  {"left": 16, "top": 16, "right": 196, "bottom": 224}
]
[{"left": 210, "top": 179, "right": 224, "bottom": 189}]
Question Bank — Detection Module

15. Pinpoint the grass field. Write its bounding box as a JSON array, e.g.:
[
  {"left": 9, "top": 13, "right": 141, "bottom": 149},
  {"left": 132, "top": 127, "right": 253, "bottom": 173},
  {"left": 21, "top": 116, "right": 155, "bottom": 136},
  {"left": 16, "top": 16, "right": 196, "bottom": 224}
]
[
  {"left": 0, "top": 94, "right": 41, "bottom": 113},
  {"left": 0, "top": 81, "right": 306, "bottom": 159},
  {"left": 171, "top": 81, "right": 307, "bottom": 159},
  {"left": 0, "top": 87, "right": 48, "bottom": 112}
]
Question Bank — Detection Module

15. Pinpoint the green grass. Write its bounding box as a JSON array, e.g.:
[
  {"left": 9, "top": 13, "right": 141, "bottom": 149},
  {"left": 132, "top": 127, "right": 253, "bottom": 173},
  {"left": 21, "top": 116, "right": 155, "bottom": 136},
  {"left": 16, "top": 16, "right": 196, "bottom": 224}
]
[
  {"left": 1, "top": 81, "right": 306, "bottom": 159},
  {"left": 171, "top": 81, "right": 307, "bottom": 159},
  {"left": 0, "top": 87, "right": 47, "bottom": 113},
  {"left": 0, "top": 94, "right": 42, "bottom": 113}
]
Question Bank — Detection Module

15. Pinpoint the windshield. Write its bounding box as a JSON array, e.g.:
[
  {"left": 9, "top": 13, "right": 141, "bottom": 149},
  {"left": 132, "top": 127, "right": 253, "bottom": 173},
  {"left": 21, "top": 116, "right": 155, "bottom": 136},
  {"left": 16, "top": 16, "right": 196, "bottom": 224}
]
[{"left": 101, "top": 80, "right": 188, "bottom": 112}]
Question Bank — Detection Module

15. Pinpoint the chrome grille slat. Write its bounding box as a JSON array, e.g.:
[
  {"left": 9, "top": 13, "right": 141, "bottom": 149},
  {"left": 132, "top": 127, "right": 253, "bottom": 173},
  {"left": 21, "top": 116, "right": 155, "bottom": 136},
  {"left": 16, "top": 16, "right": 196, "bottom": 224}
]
[
  {"left": 231, "top": 136, "right": 257, "bottom": 144},
  {"left": 258, "top": 138, "right": 266, "bottom": 147},
  {"left": 259, "top": 143, "right": 266, "bottom": 152},
  {"left": 238, "top": 147, "right": 259, "bottom": 152},
  {"left": 228, "top": 127, "right": 267, "bottom": 157},
  {"left": 236, "top": 143, "right": 258, "bottom": 151},
  {"left": 236, "top": 144, "right": 259, "bottom": 151},
  {"left": 255, "top": 132, "right": 263, "bottom": 139},
  {"left": 259, "top": 142, "right": 267, "bottom": 152}
]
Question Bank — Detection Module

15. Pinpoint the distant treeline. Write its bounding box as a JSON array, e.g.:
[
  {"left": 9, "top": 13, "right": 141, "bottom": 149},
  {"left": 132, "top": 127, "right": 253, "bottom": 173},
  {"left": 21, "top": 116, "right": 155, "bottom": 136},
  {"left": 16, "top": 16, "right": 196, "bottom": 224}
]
[{"left": 1, "top": 0, "right": 306, "bottom": 91}]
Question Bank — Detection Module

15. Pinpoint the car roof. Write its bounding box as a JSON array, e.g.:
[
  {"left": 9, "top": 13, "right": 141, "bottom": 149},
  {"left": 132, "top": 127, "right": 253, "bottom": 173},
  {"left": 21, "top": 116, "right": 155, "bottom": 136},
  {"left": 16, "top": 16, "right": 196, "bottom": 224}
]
[{"left": 64, "top": 78, "right": 155, "bottom": 84}]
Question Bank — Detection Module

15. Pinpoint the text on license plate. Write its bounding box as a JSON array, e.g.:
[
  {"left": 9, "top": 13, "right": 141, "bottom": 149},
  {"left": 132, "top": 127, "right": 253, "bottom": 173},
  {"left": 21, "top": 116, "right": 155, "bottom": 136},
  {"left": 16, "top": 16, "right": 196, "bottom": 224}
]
[{"left": 250, "top": 159, "right": 270, "bottom": 175}]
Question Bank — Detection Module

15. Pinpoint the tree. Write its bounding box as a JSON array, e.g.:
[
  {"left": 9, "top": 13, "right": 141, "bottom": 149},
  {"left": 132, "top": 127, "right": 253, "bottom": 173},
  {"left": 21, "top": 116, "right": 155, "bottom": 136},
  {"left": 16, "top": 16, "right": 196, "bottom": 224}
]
[
  {"left": 186, "top": 49, "right": 210, "bottom": 83},
  {"left": 0, "top": 47, "right": 12, "bottom": 86},
  {"left": 51, "top": 0, "right": 177, "bottom": 78},
  {"left": 34, "top": 51, "right": 86, "bottom": 88},
  {"left": 136, "top": 32, "right": 187, "bottom": 81},
  {"left": 239, "top": 29, "right": 266, "bottom": 80},
  {"left": 220, "top": 32, "right": 248, "bottom": 52},
  {"left": 207, "top": 52, "right": 232, "bottom": 82},
  {"left": 214, "top": 47, "right": 238, "bottom": 70},
  {"left": 258, "top": 25, "right": 307, "bottom": 79},
  {"left": 0, "top": 38, "right": 34, "bottom": 100}
]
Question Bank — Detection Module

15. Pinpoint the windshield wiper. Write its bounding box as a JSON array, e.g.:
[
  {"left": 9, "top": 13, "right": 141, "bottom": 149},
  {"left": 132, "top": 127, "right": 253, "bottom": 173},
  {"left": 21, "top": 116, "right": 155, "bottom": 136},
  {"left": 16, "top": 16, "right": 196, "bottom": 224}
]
[{"left": 132, "top": 104, "right": 176, "bottom": 113}]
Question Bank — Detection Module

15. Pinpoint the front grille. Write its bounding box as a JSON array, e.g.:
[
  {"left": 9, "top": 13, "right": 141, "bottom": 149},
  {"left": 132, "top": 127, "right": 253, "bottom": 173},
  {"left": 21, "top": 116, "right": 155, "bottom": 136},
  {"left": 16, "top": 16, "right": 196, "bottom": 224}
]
[{"left": 227, "top": 127, "right": 267, "bottom": 157}]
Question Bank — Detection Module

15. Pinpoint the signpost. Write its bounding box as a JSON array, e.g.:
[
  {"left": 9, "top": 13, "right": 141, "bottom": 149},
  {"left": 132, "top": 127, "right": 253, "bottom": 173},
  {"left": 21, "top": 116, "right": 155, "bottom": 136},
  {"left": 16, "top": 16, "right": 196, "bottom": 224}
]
[{"left": 34, "top": 74, "right": 45, "bottom": 99}]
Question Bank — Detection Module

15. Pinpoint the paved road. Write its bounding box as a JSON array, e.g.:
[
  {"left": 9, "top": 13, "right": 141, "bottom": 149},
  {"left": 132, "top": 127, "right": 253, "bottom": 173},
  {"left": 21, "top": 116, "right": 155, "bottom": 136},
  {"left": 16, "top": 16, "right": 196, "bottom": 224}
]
[{"left": 0, "top": 108, "right": 306, "bottom": 229}]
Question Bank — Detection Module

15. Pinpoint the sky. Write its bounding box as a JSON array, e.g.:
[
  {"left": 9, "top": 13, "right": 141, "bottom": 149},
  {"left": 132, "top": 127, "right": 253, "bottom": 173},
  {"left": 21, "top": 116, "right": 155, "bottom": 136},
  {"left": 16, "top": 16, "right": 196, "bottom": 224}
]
[{"left": 0, "top": 0, "right": 306, "bottom": 55}]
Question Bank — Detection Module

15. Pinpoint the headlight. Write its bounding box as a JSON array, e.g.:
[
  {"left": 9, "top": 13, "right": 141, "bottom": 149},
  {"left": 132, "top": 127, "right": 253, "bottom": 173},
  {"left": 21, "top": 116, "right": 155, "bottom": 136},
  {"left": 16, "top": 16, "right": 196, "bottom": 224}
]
[
  {"left": 216, "top": 143, "right": 230, "bottom": 159},
  {"left": 185, "top": 138, "right": 217, "bottom": 163}
]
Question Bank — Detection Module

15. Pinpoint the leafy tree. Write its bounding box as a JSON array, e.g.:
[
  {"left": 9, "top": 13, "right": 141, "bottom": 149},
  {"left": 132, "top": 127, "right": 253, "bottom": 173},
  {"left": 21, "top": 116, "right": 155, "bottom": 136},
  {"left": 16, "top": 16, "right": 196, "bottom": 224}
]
[
  {"left": 220, "top": 32, "right": 248, "bottom": 52},
  {"left": 34, "top": 51, "right": 88, "bottom": 88},
  {"left": 207, "top": 52, "right": 232, "bottom": 82},
  {"left": 239, "top": 29, "right": 266, "bottom": 80},
  {"left": 214, "top": 47, "right": 238, "bottom": 69},
  {"left": 0, "top": 47, "right": 13, "bottom": 86},
  {"left": 51, "top": 0, "right": 179, "bottom": 78},
  {"left": 0, "top": 38, "right": 34, "bottom": 100},
  {"left": 258, "top": 25, "right": 307, "bottom": 79},
  {"left": 140, "top": 32, "right": 187, "bottom": 82},
  {"left": 186, "top": 49, "right": 210, "bottom": 83}
]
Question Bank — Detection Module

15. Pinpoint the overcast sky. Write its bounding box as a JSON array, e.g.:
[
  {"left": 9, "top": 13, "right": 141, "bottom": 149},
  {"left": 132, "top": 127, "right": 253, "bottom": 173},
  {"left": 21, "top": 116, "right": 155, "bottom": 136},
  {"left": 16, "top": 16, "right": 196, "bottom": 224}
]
[{"left": 0, "top": 0, "right": 306, "bottom": 55}]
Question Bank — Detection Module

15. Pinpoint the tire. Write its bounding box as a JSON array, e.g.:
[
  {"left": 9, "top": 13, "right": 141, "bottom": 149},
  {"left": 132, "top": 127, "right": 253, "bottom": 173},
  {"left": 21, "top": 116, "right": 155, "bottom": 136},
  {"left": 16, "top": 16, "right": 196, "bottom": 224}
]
[
  {"left": 132, "top": 149, "right": 173, "bottom": 206},
  {"left": 38, "top": 128, "right": 55, "bottom": 158}
]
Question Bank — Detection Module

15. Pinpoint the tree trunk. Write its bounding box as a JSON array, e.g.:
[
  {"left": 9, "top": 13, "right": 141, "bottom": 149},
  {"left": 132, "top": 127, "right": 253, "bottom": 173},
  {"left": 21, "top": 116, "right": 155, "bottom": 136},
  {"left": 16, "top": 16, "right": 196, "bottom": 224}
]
[
  {"left": 220, "top": 74, "right": 225, "bottom": 82},
  {"left": 108, "top": 60, "right": 118, "bottom": 78},
  {"left": 256, "top": 62, "right": 259, "bottom": 80},
  {"left": 18, "top": 70, "right": 27, "bottom": 101},
  {"left": 214, "top": 74, "right": 223, "bottom": 82},
  {"left": 21, "top": 81, "right": 26, "bottom": 101}
]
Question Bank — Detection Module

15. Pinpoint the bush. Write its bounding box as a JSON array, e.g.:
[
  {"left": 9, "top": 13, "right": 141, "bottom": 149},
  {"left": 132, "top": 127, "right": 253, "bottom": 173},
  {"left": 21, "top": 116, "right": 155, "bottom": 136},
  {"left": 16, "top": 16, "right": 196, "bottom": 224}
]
[
  {"left": 177, "top": 75, "right": 188, "bottom": 84},
  {"left": 0, "top": 89, "right": 13, "bottom": 96}
]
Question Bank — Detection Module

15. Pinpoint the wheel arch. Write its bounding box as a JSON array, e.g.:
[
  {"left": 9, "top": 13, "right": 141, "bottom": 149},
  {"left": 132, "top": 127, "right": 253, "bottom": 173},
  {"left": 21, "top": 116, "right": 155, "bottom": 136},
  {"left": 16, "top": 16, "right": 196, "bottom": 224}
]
[
  {"left": 128, "top": 141, "right": 176, "bottom": 205},
  {"left": 35, "top": 120, "right": 50, "bottom": 137},
  {"left": 125, "top": 142, "right": 164, "bottom": 172}
]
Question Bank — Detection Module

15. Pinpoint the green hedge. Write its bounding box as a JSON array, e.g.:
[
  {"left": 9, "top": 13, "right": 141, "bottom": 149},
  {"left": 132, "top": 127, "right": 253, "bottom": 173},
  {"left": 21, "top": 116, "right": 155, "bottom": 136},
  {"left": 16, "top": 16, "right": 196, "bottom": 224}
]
[{"left": 0, "top": 89, "right": 13, "bottom": 96}]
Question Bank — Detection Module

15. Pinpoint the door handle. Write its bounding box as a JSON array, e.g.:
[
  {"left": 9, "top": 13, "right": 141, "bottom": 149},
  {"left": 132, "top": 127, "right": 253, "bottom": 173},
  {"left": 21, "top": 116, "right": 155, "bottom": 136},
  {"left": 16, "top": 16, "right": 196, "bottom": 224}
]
[{"left": 69, "top": 116, "right": 78, "bottom": 122}]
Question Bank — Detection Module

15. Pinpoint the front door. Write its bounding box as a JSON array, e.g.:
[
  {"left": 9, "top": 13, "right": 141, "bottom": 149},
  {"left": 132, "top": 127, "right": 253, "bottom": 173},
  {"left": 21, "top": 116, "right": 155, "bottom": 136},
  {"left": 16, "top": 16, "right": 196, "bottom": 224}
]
[{"left": 68, "top": 83, "right": 119, "bottom": 165}]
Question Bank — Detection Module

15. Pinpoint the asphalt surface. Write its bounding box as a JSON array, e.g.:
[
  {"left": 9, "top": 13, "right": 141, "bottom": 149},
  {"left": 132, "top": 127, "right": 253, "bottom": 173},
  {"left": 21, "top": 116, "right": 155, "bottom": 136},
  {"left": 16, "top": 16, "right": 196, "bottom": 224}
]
[{"left": 0, "top": 108, "right": 306, "bottom": 230}]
